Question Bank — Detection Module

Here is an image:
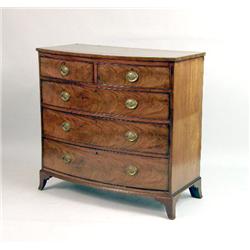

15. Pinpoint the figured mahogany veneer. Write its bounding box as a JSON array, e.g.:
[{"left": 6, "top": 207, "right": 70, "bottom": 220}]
[
  {"left": 43, "top": 108, "right": 169, "bottom": 155},
  {"left": 97, "top": 63, "right": 170, "bottom": 89},
  {"left": 43, "top": 139, "right": 168, "bottom": 190},
  {"left": 40, "top": 57, "right": 93, "bottom": 82},
  {"left": 37, "top": 43, "right": 205, "bottom": 219},
  {"left": 41, "top": 81, "right": 169, "bottom": 121}
]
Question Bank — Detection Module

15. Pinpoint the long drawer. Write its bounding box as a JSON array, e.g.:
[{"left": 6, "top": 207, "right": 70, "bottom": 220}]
[
  {"left": 43, "top": 139, "right": 168, "bottom": 190},
  {"left": 43, "top": 108, "right": 169, "bottom": 155},
  {"left": 42, "top": 81, "right": 169, "bottom": 121}
]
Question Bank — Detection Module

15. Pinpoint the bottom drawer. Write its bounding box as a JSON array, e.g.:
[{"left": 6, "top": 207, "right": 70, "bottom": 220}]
[{"left": 43, "top": 139, "right": 168, "bottom": 190}]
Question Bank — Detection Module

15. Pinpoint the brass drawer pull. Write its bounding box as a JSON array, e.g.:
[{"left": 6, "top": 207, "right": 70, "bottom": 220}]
[
  {"left": 125, "top": 131, "right": 138, "bottom": 142},
  {"left": 61, "top": 122, "right": 71, "bottom": 132},
  {"left": 126, "top": 71, "right": 139, "bottom": 83},
  {"left": 125, "top": 99, "right": 138, "bottom": 110},
  {"left": 62, "top": 153, "right": 72, "bottom": 164},
  {"left": 60, "top": 64, "right": 70, "bottom": 76},
  {"left": 126, "top": 165, "right": 138, "bottom": 176},
  {"left": 60, "top": 91, "right": 71, "bottom": 102}
]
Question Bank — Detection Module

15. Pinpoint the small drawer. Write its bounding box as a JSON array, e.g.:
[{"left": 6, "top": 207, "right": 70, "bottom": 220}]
[
  {"left": 98, "top": 63, "right": 170, "bottom": 89},
  {"left": 40, "top": 57, "right": 94, "bottom": 82},
  {"left": 42, "top": 81, "right": 169, "bottom": 121},
  {"left": 43, "top": 139, "right": 168, "bottom": 190},
  {"left": 43, "top": 109, "right": 169, "bottom": 155}
]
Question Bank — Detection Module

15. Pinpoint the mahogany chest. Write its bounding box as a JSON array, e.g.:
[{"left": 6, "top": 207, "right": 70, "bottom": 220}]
[{"left": 37, "top": 44, "right": 205, "bottom": 219}]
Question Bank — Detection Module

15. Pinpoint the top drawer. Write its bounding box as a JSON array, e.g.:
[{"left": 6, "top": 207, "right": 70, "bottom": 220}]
[
  {"left": 40, "top": 57, "right": 94, "bottom": 82},
  {"left": 97, "top": 63, "right": 170, "bottom": 89}
]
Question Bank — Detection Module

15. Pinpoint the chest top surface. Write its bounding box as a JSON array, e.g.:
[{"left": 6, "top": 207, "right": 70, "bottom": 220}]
[{"left": 37, "top": 43, "right": 205, "bottom": 62}]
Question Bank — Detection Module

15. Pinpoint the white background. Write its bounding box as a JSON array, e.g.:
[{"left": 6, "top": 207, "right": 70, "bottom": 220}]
[{"left": 1, "top": 7, "right": 249, "bottom": 249}]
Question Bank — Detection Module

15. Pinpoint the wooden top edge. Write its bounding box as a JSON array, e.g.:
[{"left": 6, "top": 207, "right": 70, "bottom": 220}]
[{"left": 36, "top": 43, "right": 205, "bottom": 62}]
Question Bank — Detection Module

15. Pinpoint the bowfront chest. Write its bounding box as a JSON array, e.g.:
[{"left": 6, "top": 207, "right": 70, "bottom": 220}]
[{"left": 37, "top": 44, "right": 205, "bottom": 219}]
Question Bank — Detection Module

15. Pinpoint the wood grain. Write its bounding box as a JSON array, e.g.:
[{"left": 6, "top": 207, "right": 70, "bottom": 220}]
[
  {"left": 42, "top": 81, "right": 170, "bottom": 121},
  {"left": 38, "top": 53, "right": 172, "bottom": 67},
  {"left": 170, "top": 57, "right": 204, "bottom": 193},
  {"left": 43, "top": 139, "right": 168, "bottom": 190},
  {"left": 37, "top": 44, "right": 205, "bottom": 219},
  {"left": 98, "top": 63, "right": 170, "bottom": 89},
  {"left": 40, "top": 57, "right": 94, "bottom": 82},
  {"left": 43, "top": 108, "right": 169, "bottom": 155},
  {"left": 37, "top": 43, "right": 205, "bottom": 62}
]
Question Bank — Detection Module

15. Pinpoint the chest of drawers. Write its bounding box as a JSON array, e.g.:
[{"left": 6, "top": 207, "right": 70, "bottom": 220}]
[{"left": 37, "top": 44, "right": 205, "bottom": 219}]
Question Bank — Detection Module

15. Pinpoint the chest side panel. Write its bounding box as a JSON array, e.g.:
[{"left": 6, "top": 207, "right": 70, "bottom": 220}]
[{"left": 171, "top": 57, "right": 204, "bottom": 193}]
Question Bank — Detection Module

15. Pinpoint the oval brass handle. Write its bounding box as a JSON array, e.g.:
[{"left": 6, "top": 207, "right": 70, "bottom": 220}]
[
  {"left": 61, "top": 122, "right": 71, "bottom": 132},
  {"left": 60, "top": 64, "right": 70, "bottom": 77},
  {"left": 126, "top": 165, "right": 138, "bottom": 176},
  {"left": 125, "top": 131, "right": 138, "bottom": 142},
  {"left": 60, "top": 91, "right": 71, "bottom": 102},
  {"left": 126, "top": 71, "right": 139, "bottom": 83},
  {"left": 62, "top": 153, "right": 72, "bottom": 164},
  {"left": 125, "top": 99, "right": 138, "bottom": 110}
]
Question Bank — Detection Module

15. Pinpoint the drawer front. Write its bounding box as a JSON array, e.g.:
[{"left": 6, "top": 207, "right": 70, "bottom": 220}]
[
  {"left": 42, "top": 81, "right": 169, "bottom": 121},
  {"left": 43, "top": 139, "right": 168, "bottom": 190},
  {"left": 98, "top": 63, "right": 170, "bottom": 89},
  {"left": 43, "top": 109, "right": 169, "bottom": 155},
  {"left": 40, "top": 57, "right": 94, "bottom": 82}
]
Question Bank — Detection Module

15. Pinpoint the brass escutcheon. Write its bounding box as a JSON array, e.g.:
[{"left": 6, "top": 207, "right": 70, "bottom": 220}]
[
  {"left": 126, "top": 70, "right": 139, "bottom": 83},
  {"left": 126, "top": 165, "right": 138, "bottom": 176},
  {"left": 61, "top": 122, "right": 71, "bottom": 132},
  {"left": 60, "top": 64, "right": 70, "bottom": 76},
  {"left": 125, "top": 99, "right": 138, "bottom": 110},
  {"left": 60, "top": 91, "right": 71, "bottom": 102},
  {"left": 125, "top": 131, "right": 138, "bottom": 142}
]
